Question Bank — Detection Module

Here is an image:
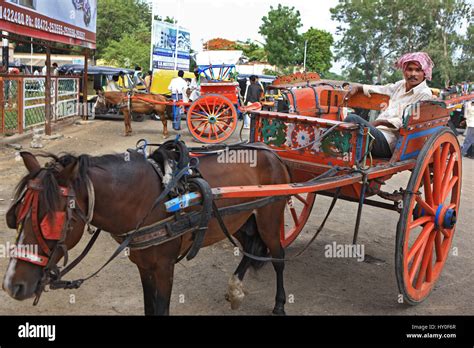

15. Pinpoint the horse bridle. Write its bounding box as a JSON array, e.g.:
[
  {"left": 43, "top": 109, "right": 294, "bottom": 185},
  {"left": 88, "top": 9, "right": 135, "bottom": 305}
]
[{"left": 7, "top": 170, "right": 97, "bottom": 305}]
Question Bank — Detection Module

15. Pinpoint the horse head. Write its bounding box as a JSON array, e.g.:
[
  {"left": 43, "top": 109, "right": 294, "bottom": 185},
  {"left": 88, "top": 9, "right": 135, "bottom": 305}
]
[{"left": 3, "top": 152, "right": 89, "bottom": 302}]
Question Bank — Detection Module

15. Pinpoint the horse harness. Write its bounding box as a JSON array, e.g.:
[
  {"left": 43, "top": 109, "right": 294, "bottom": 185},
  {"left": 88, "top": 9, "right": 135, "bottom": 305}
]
[{"left": 7, "top": 140, "right": 342, "bottom": 302}]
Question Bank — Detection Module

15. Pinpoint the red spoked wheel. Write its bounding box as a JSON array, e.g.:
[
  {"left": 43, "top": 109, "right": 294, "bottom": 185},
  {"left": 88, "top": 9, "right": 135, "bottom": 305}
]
[
  {"left": 186, "top": 94, "right": 237, "bottom": 144},
  {"left": 396, "top": 128, "right": 462, "bottom": 305},
  {"left": 280, "top": 192, "right": 316, "bottom": 248}
]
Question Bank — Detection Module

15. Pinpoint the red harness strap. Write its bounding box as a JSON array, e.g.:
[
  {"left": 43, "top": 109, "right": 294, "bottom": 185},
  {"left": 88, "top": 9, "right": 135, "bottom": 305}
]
[
  {"left": 13, "top": 180, "right": 71, "bottom": 267},
  {"left": 30, "top": 189, "right": 51, "bottom": 255},
  {"left": 10, "top": 246, "right": 49, "bottom": 267}
]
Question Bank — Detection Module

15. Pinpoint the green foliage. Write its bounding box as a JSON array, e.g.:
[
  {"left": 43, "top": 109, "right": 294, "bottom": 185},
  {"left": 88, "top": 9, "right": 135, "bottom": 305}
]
[
  {"left": 155, "top": 15, "right": 176, "bottom": 24},
  {"left": 330, "top": 0, "right": 472, "bottom": 87},
  {"left": 101, "top": 23, "right": 150, "bottom": 69},
  {"left": 320, "top": 70, "right": 347, "bottom": 81},
  {"left": 235, "top": 40, "right": 268, "bottom": 62},
  {"left": 263, "top": 68, "right": 279, "bottom": 76},
  {"left": 301, "top": 28, "right": 333, "bottom": 73},
  {"left": 454, "top": 24, "right": 474, "bottom": 82},
  {"left": 96, "top": 0, "right": 151, "bottom": 59},
  {"left": 259, "top": 4, "right": 303, "bottom": 68}
]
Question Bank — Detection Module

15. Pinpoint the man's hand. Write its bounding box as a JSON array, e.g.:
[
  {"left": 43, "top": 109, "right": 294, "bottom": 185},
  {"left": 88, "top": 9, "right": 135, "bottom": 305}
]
[
  {"left": 344, "top": 83, "right": 364, "bottom": 101},
  {"left": 371, "top": 119, "right": 395, "bottom": 128}
]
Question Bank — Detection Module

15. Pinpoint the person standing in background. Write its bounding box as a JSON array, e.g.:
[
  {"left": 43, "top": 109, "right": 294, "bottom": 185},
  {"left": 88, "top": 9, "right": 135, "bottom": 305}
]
[
  {"left": 461, "top": 100, "right": 474, "bottom": 158},
  {"left": 243, "top": 75, "right": 263, "bottom": 129},
  {"left": 168, "top": 70, "right": 188, "bottom": 130},
  {"left": 144, "top": 70, "right": 153, "bottom": 92}
]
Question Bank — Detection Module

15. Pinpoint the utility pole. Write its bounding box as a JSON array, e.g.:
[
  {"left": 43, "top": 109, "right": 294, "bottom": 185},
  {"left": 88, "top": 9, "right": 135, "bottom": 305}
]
[
  {"left": 2, "top": 31, "right": 9, "bottom": 69},
  {"left": 44, "top": 46, "right": 52, "bottom": 135},
  {"left": 303, "top": 39, "right": 308, "bottom": 72},
  {"left": 174, "top": 0, "right": 181, "bottom": 70},
  {"left": 149, "top": 0, "right": 155, "bottom": 71}
]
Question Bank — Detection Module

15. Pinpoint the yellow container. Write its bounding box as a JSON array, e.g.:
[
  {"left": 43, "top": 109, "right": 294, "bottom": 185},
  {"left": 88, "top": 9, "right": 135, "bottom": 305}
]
[{"left": 150, "top": 70, "right": 195, "bottom": 95}]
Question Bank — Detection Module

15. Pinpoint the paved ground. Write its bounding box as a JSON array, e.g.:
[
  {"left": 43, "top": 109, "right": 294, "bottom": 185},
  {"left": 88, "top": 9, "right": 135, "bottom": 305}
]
[{"left": 0, "top": 116, "right": 472, "bottom": 315}]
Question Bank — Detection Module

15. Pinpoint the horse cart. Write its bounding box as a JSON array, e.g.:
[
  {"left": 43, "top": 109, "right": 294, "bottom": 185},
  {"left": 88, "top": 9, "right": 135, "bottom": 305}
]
[
  {"left": 133, "top": 81, "right": 472, "bottom": 305},
  {"left": 130, "top": 64, "right": 261, "bottom": 144},
  {"left": 5, "top": 77, "right": 473, "bottom": 314},
  {"left": 210, "top": 84, "right": 472, "bottom": 304}
]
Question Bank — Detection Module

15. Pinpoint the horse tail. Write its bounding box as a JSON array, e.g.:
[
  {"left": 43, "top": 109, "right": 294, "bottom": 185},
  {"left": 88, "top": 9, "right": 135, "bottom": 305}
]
[{"left": 239, "top": 214, "right": 268, "bottom": 270}]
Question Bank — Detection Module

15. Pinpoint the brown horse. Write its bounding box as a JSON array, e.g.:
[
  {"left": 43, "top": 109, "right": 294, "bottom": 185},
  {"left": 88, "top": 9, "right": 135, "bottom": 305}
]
[
  {"left": 95, "top": 90, "right": 169, "bottom": 138},
  {"left": 3, "top": 147, "right": 291, "bottom": 315}
]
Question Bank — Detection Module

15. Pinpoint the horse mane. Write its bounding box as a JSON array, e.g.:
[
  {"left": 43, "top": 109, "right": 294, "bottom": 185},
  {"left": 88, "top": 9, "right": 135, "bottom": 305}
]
[{"left": 14, "top": 151, "right": 147, "bottom": 212}]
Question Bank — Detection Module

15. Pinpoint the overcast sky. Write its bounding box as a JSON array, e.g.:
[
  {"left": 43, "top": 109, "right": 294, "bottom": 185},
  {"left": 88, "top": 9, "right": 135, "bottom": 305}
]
[{"left": 152, "top": 0, "right": 344, "bottom": 73}]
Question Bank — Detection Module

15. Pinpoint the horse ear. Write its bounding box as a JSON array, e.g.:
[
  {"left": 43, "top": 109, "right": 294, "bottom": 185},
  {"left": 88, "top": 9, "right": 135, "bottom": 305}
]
[
  {"left": 56, "top": 160, "right": 79, "bottom": 185},
  {"left": 20, "top": 152, "right": 41, "bottom": 174}
]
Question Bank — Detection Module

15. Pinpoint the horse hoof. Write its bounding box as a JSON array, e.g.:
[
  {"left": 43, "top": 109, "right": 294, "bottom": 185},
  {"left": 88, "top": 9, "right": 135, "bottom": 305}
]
[
  {"left": 272, "top": 307, "right": 286, "bottom": 316},
  {"left": 226, "top": 275, "right": 245, "bottom": 310},
  {"left": 230, "top": 297, "right": 243, "bottom": 310}
]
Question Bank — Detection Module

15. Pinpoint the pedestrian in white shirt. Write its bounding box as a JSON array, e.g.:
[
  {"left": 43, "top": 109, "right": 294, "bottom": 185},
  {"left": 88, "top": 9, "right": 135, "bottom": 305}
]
[
  {"left": 168, "top": 70, "right": 188, "bottom": 130},
  {"left": 346, "top": 52, "right": 434, "bottom": 158},
  {"left": 461, "top": 101, "right": 474, "bottom": 158},
  {"left": 189, "top": 69, "right": 201, "bottom": 102},
  {"left": 41, "top": 62, "right": 59, "bottom": 75}
]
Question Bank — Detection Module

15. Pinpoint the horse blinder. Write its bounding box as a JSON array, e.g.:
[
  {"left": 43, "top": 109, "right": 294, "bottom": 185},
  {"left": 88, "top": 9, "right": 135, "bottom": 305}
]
[{"left": 6, "top": 203, "right": 19, "bottom": 229}]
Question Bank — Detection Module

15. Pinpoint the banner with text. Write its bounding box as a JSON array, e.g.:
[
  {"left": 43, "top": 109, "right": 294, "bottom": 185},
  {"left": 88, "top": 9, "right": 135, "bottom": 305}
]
[
  {"left": 0, "top": 0, "right": 96, "bottom": 48},
  {"left": 152, "top": 20, "right": 190, "bottom": 71}
]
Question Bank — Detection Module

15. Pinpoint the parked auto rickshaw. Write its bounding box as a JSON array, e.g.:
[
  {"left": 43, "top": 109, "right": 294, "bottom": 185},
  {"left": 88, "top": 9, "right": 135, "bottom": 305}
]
[{"left": 149, "top": 69, "right": 195, "bottom": 96}]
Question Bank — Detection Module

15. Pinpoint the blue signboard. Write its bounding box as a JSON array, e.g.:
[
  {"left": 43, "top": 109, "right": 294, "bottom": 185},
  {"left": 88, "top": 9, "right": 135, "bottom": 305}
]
[{"left": 152, "top": 20, "right": 190, "bottom": 71}]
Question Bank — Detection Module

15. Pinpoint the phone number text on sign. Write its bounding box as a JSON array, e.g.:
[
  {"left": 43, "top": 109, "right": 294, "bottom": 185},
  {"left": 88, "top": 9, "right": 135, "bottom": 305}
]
[{"left": 0, "top": 5, "right": 86, "bottom": 40}]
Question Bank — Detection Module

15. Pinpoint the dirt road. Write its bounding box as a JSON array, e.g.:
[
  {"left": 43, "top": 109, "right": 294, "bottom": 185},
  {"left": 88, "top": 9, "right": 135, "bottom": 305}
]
[{"left": 0, "top": 116, "right": 472, "bottom": 315}]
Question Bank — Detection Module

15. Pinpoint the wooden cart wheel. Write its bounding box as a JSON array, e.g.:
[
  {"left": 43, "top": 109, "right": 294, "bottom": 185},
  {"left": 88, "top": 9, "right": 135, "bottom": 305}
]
[
  {"left": 396, "top": 128, "right": 462, "bottom": 304},
  {"left": 280, "top": 192, "right": 316, "bottom": 248},
  {"left": 186, "top": 94, "right": 237, "bottom": 144}
]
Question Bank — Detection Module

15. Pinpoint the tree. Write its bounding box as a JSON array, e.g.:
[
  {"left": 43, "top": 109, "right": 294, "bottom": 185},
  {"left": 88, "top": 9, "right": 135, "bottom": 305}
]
[
  {"left": 321, "top": 70, "right": 347, "bottom": 81},
  {"left": 259, "top": 4, "right": 302, "bottom": 72},
  {"left": 235, "top": 39, "right": 268, "bottom": 62},
  {"left": 101, "top": 23, "right": 150, "bottom": 69},
  {"left": 424, "top": 0, "right": 472, "bottom": 87},
  {"left": 301, "top": 28, "right": 333, "bottom": 73},
  {"left": 331, "top": 0, "right": 401, "bottom": 84},
  {"left": 96, "top": 0, "right": 151, "bottom": 58},
  {"left": 155, "top": 15, "right": 177, "bottom": 24},
  {"left": 455, "top": 24, "right": 474, "bottom": 82},
  {"left": 330, "top": 0, "right": 472, "bottom": 86}
]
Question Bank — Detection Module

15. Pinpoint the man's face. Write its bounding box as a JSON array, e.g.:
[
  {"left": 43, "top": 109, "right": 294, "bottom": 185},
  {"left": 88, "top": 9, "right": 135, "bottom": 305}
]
[{"left": 403, "top": 62, "right": 425, "bottom": 89}]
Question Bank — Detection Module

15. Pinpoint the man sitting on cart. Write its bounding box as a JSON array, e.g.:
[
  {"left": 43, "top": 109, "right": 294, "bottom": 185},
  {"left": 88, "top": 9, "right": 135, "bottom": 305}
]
[{"left": 346, "top": 52, "right": 434, "bottom": 158}]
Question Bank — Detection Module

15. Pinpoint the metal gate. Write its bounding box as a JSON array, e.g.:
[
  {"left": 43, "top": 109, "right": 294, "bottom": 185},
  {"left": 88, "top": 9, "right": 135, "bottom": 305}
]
[{"left": 1, "top": 75, "right": 80, "bottom": 134}]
